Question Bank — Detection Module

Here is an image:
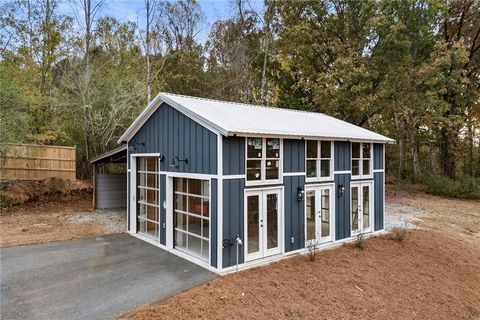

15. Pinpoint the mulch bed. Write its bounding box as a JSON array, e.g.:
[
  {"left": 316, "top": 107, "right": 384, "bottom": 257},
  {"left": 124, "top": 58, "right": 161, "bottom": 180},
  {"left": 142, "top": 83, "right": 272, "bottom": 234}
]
[{"left": 125, "top": 230, "right": 480, "bottom": 320}]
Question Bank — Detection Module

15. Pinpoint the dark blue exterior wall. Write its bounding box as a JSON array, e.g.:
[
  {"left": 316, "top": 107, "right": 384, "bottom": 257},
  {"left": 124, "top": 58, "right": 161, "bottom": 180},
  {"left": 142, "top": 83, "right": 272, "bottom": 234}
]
[
  {"left": 160, "top": 174, "right": 166, "bottom": 245},
  {"left": 284, "top": 175, "right": 306, "bottom": 252},
  {"left": 335, "top": 173, "right": 351, "bottom": 240},
  {"left": 374, "top": 143, "right": 384, "bottom": 170},
  {"left": 334, "top": 141, "right": 351, "bottom": 171},
  {"left": 223, "top": 136, "right": 245, "bottom": 175},
  {"left": 283, "top": 139, "right": 305, "bottom": 173},
  {"left": 374, "top": 172, "right": 384, "bottom": 231},
  {"left": 210, "top": 179, "right": 218, "bottom": 267},
  {"left": 129, "top": 103, "right": 217, "bottom": 174},
  {"left": 222, "top": 178, "right": 245, "bottom": 268}
]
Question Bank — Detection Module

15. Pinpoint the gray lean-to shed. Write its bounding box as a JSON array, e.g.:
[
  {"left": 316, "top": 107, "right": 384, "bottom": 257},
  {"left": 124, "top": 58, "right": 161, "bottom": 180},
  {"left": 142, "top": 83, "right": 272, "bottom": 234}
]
[{"left": 107, "top": 92, "right": 394, "bottom": 273}]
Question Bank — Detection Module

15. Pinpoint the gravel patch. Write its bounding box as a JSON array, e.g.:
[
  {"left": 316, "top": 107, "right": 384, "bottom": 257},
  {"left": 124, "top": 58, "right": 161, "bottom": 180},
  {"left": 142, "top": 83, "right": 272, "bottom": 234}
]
[
  {"left": 384, "top": 202, "right": 421, "bottom": 230},
  {"left": 67, "top": 208, "right": 126, "bottom": 234}
]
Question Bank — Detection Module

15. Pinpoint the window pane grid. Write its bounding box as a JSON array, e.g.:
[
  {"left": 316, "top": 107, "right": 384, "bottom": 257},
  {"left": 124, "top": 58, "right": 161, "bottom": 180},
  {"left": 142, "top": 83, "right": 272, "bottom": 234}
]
[
  {"left": 352, "top": 143, "right": 372, "bottom": 177},
  {"left": 246, "top": 138, "right": 281, "bottom": 183},
  {"left": 136, "top": 157, "right": 160, "bottom": 241},
  {"left": 174, "top": 178, "right": 210, "bottom": 262},
  {"left": 306, "top": 141, "right": 332, "bottom": 179}
]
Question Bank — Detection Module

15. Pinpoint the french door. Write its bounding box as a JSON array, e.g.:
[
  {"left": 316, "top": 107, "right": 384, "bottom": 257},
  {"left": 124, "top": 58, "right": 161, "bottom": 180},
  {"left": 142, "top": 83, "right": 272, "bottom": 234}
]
[
  {"left": 245, "top": 188, "right": 282, "bottom": 261},
  {"left": 305, "top": 185, "right": 334, "bottom": 245},
  {"left": 350, "top": 181, "right": 373, "bottom": 235}
]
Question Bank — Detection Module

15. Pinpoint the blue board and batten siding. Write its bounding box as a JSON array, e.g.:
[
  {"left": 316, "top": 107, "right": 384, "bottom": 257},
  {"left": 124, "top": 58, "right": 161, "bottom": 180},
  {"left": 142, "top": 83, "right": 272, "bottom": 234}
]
[
  {"left": 373, "top": 143, "right": 384, "bottom": 231},
  {"left": 334, "top": 141, "right": 351, "bottom": 240},
  {"left": 129, "top": 103, "right": 217, "bottom": 174}
]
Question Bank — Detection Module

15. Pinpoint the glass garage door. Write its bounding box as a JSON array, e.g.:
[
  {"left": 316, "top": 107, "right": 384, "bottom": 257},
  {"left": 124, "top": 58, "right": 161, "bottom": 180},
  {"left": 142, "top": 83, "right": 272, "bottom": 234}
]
[
  {"left": 136, "top": 157, "right": 160, "bottom": 241},
  {"left": 174, "top": 178, "right": 210, "bottom": 262}
]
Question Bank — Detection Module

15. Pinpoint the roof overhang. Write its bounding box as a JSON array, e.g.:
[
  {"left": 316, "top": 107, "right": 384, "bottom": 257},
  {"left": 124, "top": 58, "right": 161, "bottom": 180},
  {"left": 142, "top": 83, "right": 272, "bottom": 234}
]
[{"left": 90, "top": 145, "right": 127, "bottom": 164}]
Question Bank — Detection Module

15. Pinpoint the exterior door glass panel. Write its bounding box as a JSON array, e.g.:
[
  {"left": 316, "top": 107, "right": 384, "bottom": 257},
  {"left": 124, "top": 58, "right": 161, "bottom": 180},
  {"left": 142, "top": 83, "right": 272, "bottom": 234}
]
[{"left": 246, "top": 189, "right": 282, "bottom": 261}]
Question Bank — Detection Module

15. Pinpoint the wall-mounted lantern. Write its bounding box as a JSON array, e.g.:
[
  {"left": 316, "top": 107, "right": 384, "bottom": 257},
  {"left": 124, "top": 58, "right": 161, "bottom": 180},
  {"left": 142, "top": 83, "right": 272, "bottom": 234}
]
[
  {"left": 297, "top": 186, "right": 305, "bottom": 201},
  {"left": 170, "top": 156, "right": 188, "bottom": 169},
  {"left": 338, "top": 184, "right": 345, "bottom": 197}
]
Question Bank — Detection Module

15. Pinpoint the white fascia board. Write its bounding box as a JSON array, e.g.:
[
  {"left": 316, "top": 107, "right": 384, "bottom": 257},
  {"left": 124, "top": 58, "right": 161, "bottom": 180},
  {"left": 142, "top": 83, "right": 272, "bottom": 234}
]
[
  {"left": 227, "top": 131, "right": 395, "bottom": 144},
  {"left": 117, "top": 93, "right": 163, "bottom": 144}
]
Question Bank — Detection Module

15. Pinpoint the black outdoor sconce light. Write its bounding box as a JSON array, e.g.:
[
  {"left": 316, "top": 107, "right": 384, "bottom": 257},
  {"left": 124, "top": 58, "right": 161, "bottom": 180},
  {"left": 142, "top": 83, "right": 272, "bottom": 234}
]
[
  {"left": 338, "top": 184, "right": 345, "bottom": 197},
  {"left": 170, "top": 156, "right": 188, "bottom": 169},
  {"left": 297, "top": 186, "right": 305, "bottom": 201}
]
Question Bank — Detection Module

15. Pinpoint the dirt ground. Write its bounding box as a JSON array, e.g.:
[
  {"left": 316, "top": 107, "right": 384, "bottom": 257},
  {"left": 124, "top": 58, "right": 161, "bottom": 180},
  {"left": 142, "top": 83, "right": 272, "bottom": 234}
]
[
  {"left": 125, "top": 230, "right": 480, "bottom": 320},
  {"left": 385, "top": 185, "right": 480, "bottom": 246},
  {"left": 0, "top": 200, "right": 126, "bottom": 247}
]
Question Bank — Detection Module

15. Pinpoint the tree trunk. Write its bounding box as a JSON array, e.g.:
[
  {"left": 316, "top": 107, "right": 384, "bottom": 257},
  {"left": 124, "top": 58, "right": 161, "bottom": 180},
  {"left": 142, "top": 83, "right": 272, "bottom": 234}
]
[
  {"left": 410, "top": 131, "right": 420, "bottom": 182},
  {"left": 146, "top": 0, "right": 152, "bottom": 102},
  {"left": 394, "top": 113, "right": 404, "bottom": 181}
]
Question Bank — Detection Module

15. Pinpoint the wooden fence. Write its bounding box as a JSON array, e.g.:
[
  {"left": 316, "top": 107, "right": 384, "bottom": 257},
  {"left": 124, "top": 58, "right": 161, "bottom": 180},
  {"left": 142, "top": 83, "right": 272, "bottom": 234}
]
[{"left": 0, "top": 143, "right": 76, "bottom": 181}]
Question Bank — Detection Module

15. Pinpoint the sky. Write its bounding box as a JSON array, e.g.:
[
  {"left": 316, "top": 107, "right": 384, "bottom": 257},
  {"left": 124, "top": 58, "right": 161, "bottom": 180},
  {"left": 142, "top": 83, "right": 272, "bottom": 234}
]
[{"left": 84, "top": 0, "right": 265, "bottom": 44}]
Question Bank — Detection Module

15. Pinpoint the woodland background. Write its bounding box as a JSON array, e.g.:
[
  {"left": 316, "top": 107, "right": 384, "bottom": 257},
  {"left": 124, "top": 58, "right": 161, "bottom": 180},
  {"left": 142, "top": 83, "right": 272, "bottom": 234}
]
[{"left": 0, "top": 0, "right": 479, "bottom": 198}]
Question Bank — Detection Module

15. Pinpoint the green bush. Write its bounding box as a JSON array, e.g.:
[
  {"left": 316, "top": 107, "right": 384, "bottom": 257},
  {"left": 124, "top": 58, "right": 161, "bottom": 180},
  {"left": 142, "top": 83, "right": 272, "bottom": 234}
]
[
  {"left": 422, "top": 175, "right": 480, "bottom": 200},
  {"left": 0, "top": 192, "right": 11, "bottom": 209}
]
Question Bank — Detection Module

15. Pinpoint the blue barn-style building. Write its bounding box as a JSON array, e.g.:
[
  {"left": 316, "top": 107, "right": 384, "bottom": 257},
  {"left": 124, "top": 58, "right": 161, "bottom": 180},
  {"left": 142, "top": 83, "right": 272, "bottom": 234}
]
[{"left": 117, "top": 92, "right": 394, "bottom": 273}]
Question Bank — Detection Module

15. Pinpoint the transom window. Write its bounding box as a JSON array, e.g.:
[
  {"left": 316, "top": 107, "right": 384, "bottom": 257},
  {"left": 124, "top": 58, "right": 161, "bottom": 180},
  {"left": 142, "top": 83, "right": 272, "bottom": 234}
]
[
  {"left": 246, "top": 137, "right": 281, "bottom": 184},
  {"left": 306, "top": 140, "right": 333, "bottom": 180},
  {"left": 351, "top": 142, "right": 372, "bottom": 178},
  {"left": 174, "top": 178, "right": 210, "bottom": 261}
]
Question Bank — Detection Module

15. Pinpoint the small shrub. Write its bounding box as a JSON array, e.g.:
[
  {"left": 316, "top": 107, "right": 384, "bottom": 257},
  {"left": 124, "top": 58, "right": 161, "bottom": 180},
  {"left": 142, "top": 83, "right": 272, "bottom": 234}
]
[
  {"left": 306, "top": 239, "right": 320, "bottom": 262},
  {"left": 0, "top": 191, "right": 11, "bottom": 209},
  {"left": 353, "top": 231, "right": 366, "bottom": 250},
  {"left": 390, "top": 227, "right": 407, "bottom": 242}
]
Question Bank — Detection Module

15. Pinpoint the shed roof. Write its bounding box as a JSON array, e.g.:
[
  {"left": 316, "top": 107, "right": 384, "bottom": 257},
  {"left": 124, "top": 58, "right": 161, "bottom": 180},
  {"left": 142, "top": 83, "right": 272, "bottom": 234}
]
[
  {"left": 90, "top": 145, "right": 127, "bottom": 164},
  {"left": 118, "top": 92, "right": 395, "bottom": 144}
]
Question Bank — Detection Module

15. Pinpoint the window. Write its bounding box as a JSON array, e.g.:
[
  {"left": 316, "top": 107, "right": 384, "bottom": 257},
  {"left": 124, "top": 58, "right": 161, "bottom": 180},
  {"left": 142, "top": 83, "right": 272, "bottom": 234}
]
[
  {"left": 306, "top": 140, "right": 332, "bottom": 180},
  {"left": 351, "top": 142, "right": 372, "bottom": 178},
  {"left": 246, "top": 137, "right": 281, "bottom": 184},
  {"left": 174, "top": 178, "right": 210, "bottom": 261}
]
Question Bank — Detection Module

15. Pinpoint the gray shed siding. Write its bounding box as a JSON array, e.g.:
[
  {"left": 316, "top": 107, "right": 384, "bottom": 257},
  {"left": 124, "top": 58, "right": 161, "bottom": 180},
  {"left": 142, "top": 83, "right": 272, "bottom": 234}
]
[
  {"left": 334, "top": 141, "right": 351, "bottom": 171},
  {"left": 374, "top": 143, "right": 384, "bottom": 170},
  {"left": 222, "top": 178, "right": 245, "bottom": 268},
  {"left": 374, "top": 172, "right": 384, "bottom": 231},
  {"left": 96, "top": 173, "right": 127, "bottom": 209},
  {"left": 283, "top": 139, "right": 305, "bottom": 173},
  {"left": 129, "top": 103, "right": 217, "bottom": 174},
  {"left": 284, "top": 175, "right": 306, "bottom": 252},
  {"left": 335, "top": 173, "right": 351, "bottom": 240},
  {"left": 223, "top": 136, "right": 245, "bottom": 175}
]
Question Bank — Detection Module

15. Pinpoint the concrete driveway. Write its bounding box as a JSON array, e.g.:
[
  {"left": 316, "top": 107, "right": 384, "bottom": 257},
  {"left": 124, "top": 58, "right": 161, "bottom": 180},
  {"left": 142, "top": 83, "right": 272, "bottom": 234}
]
[{"left": 1, "top": 234, "right": 216, "bottom": 320}]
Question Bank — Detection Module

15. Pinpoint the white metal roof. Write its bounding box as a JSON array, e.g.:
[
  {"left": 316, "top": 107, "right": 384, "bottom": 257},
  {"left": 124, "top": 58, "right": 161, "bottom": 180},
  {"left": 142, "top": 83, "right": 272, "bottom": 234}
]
[{"left": 118, "top": 92, "right": 395, "bottom": 144}]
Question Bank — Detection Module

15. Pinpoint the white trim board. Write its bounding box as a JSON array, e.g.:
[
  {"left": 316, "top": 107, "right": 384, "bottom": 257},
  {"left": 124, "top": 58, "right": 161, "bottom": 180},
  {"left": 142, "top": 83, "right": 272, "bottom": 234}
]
[{"left": 219, "top": 229, "right": 387, "bottom": 275}]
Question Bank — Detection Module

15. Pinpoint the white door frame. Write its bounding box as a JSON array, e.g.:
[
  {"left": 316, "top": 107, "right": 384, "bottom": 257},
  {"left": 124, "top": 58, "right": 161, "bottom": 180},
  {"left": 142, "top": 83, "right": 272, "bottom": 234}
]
[
  {"left": 350, "top": 181, "right": 373, "bottom": 235},
  {"left": 244, "top": 187, "right": 283, "bottom": 262},
  {"left": 304, "top": 183, "right": 335, "bottom": 246},
  {"left": 129, "top": 153, "right": 161, "bottom": 238}
]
